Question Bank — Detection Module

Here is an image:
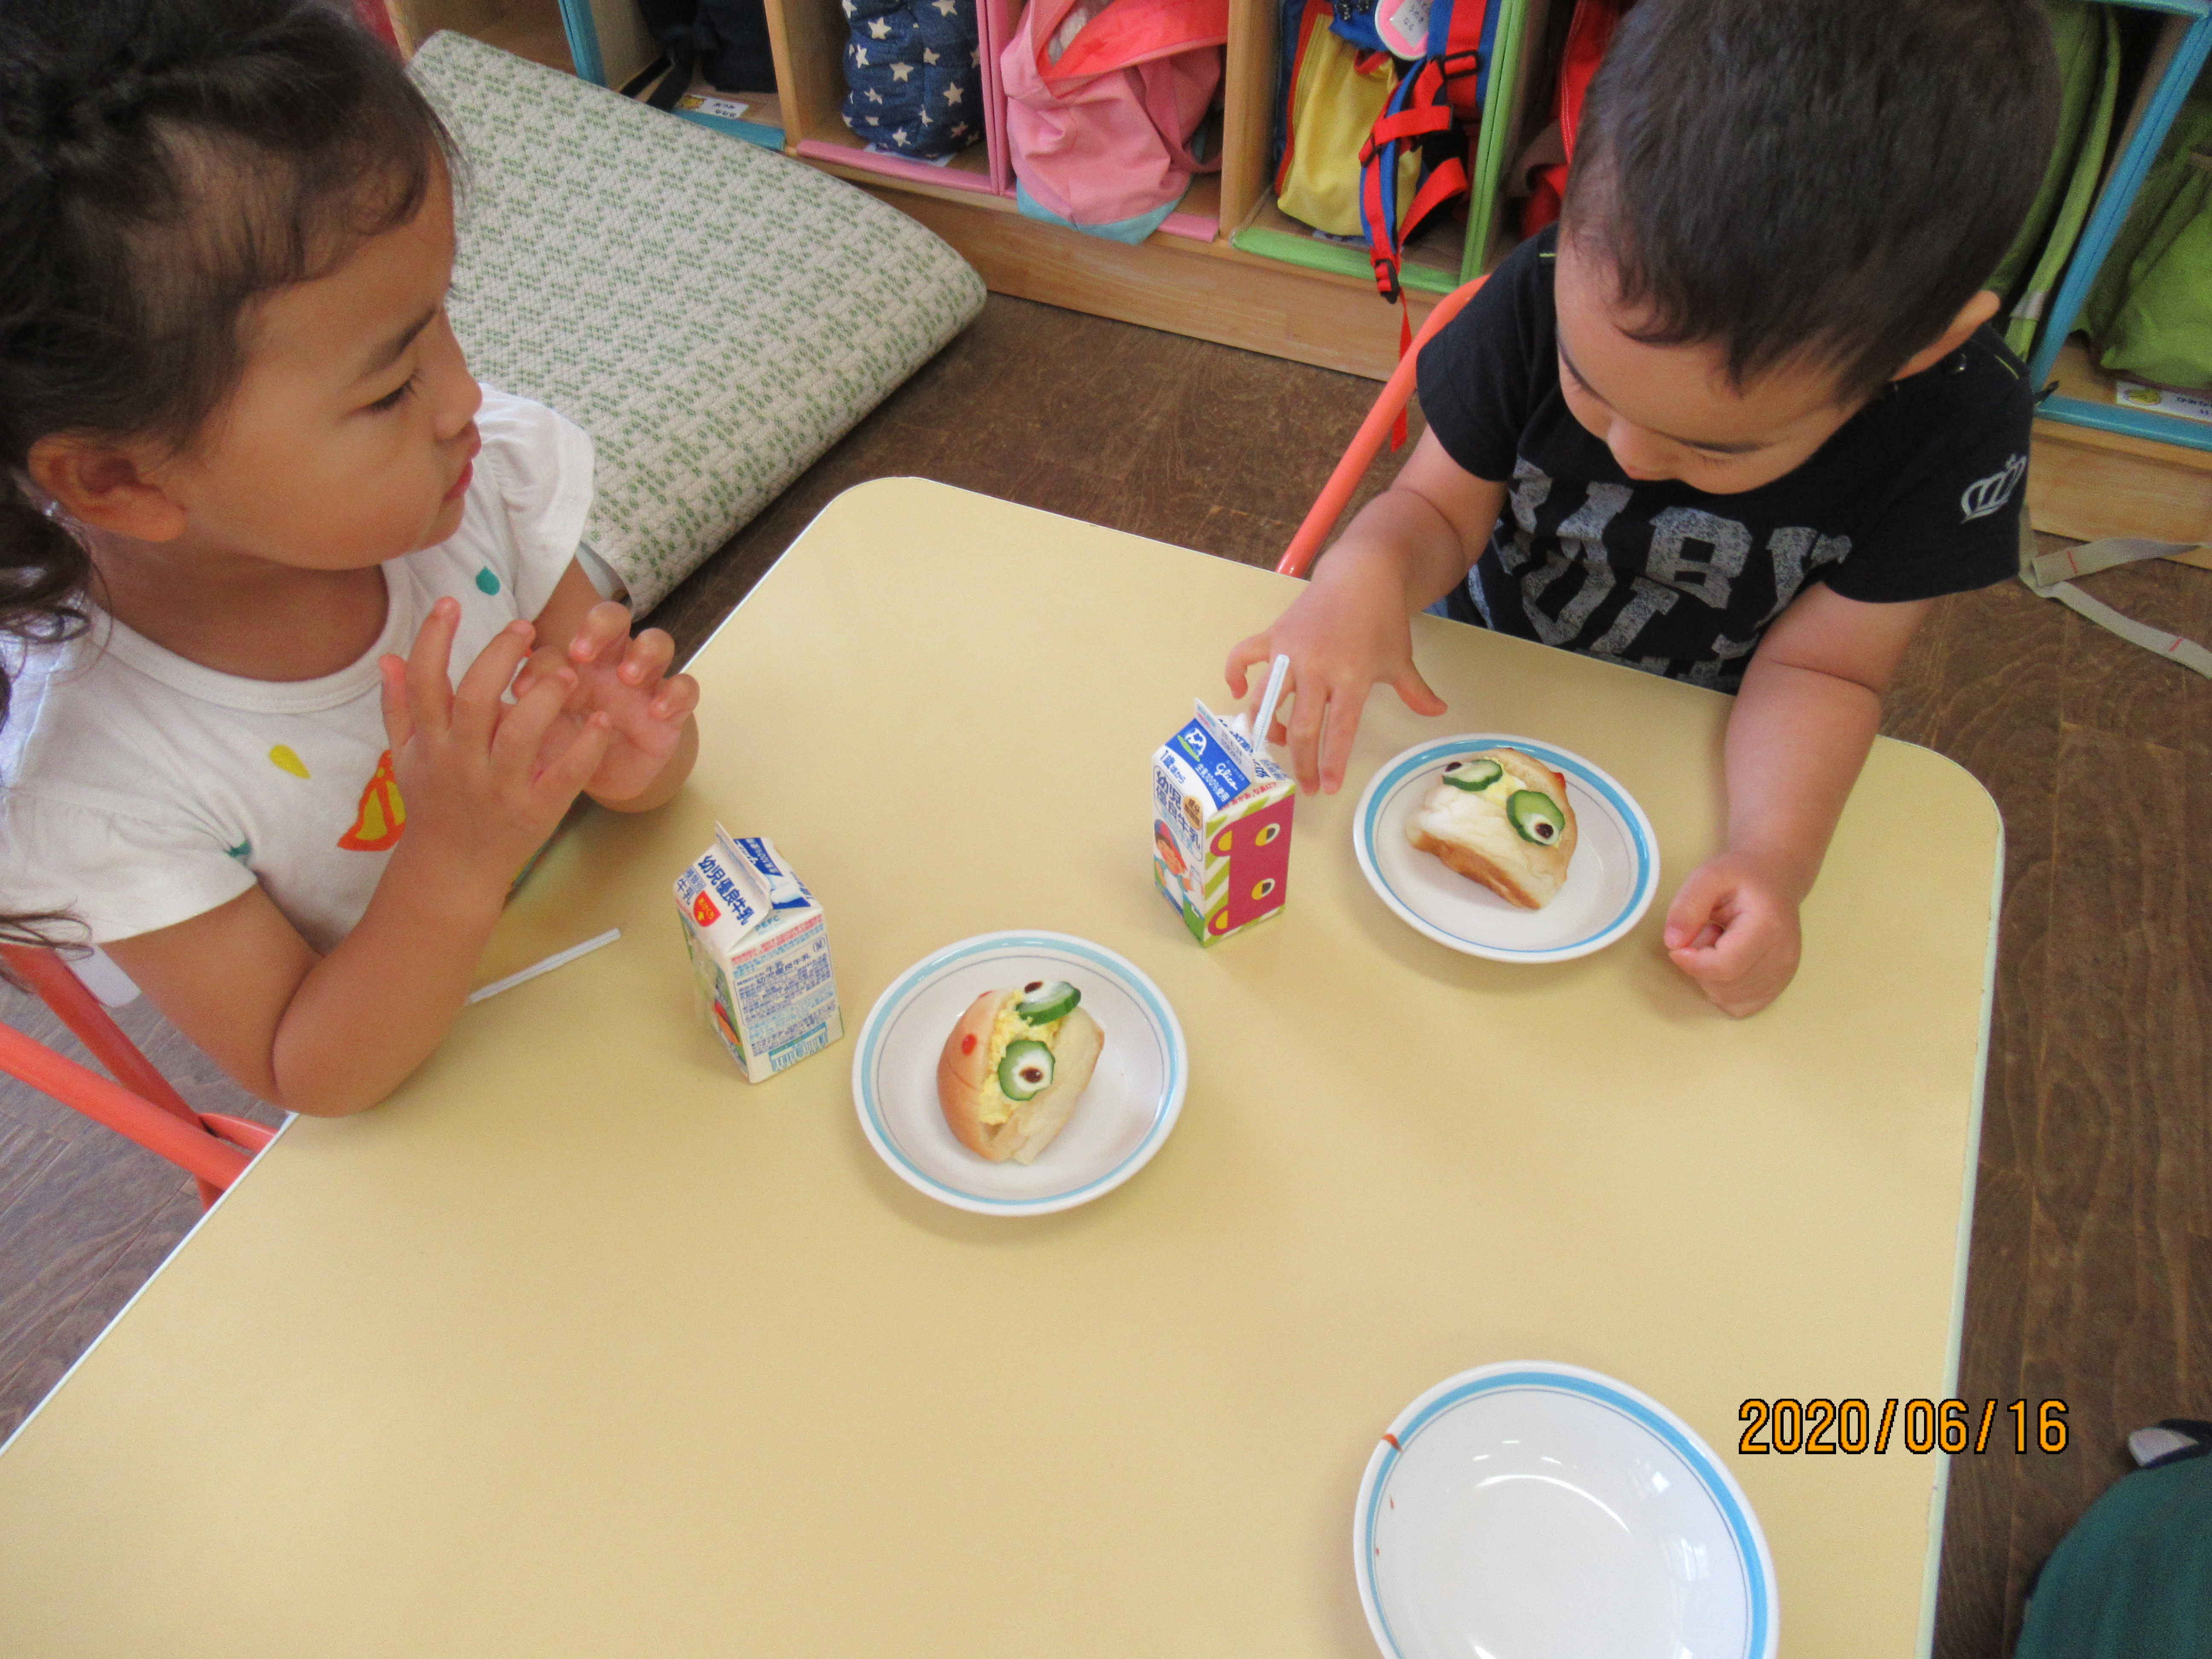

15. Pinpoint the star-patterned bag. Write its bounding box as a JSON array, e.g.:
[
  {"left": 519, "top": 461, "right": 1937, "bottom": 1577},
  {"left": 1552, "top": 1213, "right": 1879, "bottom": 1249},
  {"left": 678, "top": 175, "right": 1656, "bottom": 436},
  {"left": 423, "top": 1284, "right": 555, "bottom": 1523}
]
[
  {"left": 1001, "top": 0, "right": 1228, "bottom": 233},
  {"left": 841, "top": 0, "right": 985, "bottom": 159}
]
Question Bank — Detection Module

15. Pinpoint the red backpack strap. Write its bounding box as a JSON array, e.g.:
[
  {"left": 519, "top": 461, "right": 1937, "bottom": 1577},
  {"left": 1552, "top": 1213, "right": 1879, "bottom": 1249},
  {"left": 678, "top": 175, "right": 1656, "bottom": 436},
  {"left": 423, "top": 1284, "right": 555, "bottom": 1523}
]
[
  {"left": 1356, "top": 54, "right": 1477, "bottom": 301},
  {"left": 1422, "top": 0, "right": 1495, "bottom": 120},
  {"left": 1356, "top": 50, "right": 1480, "bottom": 445}
]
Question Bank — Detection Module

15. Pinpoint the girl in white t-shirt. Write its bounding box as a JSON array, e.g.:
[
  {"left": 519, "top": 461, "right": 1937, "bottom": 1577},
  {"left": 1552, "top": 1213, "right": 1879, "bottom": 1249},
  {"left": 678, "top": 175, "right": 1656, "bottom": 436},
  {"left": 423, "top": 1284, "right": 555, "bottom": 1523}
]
[{"left": 0, "top": 0, "right": 700, "bottom": 1114}]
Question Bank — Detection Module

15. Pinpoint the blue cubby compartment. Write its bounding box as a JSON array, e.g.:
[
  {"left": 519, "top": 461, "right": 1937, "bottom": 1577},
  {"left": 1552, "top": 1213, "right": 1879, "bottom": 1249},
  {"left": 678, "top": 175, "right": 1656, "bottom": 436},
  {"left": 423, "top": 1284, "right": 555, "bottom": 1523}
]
[
  {"left": 557, "top": 0, "right": 789, "bottom": 149},
  {"left": 2026, "top": 0, "right": 2212, "bottom": 455}
]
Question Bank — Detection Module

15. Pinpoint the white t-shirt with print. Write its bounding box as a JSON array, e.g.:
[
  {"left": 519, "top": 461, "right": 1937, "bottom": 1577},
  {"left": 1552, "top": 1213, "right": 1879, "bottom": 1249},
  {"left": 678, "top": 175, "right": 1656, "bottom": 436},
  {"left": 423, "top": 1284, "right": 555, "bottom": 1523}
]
[{"left": 0, "top": 386, "right": 592, "bottom": 954}]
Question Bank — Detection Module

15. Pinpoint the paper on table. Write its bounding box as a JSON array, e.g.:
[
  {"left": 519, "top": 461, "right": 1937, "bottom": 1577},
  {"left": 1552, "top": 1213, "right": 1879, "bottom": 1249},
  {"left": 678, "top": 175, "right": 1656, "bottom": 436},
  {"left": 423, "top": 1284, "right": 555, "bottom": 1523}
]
[{"left": 467, "top": 929, "right": 622, "bottom": 1004}]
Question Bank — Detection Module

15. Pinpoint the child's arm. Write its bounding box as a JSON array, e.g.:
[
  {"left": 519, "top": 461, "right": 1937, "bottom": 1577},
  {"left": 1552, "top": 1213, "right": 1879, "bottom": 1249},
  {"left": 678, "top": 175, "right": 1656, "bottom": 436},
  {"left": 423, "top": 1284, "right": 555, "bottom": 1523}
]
[
  {"left": 1664, "top": 585, "right": 1933, "bottom": 1017},
  {"left": 101, "top": 602, "right": 614, "bottom": 1117},
  {"left": 518, "top": 561, "right": 701, "bottom": 813},
  {"left": 1225, "top": 432, "right": 1505, "bottom": 794}
]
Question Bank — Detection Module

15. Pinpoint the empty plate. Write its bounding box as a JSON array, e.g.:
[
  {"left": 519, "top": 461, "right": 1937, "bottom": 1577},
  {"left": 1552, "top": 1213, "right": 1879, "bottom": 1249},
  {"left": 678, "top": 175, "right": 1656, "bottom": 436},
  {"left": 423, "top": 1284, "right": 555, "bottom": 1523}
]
[
  {"left": 1353, "top": 734, "right": 1659, "bottom": 962},
  {"left": 1356, "top": 1361, "right": 1778, "bottom": 1659},
  {"left": 851, "top": 931, "right": 1187, "bottom": 1216}
]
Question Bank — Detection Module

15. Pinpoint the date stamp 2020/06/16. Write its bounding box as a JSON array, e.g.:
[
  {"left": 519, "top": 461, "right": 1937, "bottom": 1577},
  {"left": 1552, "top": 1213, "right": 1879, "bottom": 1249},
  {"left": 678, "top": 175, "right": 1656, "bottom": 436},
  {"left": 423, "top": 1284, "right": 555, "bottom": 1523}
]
[{"left": 1737, "top": 1398, "right": 2071, "bottom": 1456}]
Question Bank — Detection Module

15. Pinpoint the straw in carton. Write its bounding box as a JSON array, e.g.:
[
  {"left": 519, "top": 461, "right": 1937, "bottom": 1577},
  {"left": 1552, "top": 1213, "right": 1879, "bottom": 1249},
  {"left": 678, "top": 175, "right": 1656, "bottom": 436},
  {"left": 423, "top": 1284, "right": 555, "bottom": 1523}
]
[{"left": 1250, "top": 653, "right": 1291, "bottom": 756}]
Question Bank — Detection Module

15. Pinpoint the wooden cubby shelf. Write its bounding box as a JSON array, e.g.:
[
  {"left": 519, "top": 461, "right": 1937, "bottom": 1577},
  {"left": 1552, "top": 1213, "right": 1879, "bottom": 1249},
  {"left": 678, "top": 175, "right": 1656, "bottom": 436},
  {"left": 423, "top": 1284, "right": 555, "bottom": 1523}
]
[{"left": 381, "top": 0, "right": 2212, "bottom": 542}]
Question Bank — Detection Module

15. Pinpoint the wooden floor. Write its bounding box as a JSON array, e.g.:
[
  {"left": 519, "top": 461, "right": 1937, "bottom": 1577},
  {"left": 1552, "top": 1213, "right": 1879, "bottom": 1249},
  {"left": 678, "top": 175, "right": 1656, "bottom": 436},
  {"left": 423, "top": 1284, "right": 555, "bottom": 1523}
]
[{"left": 3, "top": 296, "right": 2206, "bottom": 1657}]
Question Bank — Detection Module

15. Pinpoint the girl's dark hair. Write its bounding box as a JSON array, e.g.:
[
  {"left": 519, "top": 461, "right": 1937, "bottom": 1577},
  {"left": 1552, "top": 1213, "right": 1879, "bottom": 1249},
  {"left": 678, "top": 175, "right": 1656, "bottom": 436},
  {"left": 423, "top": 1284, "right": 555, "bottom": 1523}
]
[
  {"left": 0, "top": 0, "right": 451, "bottom": 948},
  {"left": 1563, "top": 0, "right": 2060, "bottom": 401}
]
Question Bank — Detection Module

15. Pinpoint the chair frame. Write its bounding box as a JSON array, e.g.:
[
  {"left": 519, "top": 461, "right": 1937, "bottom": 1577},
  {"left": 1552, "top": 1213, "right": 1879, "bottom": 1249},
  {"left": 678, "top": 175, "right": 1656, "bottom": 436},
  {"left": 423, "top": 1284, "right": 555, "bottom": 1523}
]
[
  {"left": 1277, "top": 278, "right": 1489, "bottom": 579},
  {"left": 0, "top": 946, "right": 273, "bottom": 1207}
]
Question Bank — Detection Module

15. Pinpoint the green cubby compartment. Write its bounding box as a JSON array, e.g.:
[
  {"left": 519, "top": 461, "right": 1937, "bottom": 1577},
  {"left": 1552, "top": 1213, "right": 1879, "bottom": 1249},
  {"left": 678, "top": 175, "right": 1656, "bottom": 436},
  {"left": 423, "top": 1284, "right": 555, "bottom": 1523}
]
[{"left": 1227, "top": 0, "right": 1554, "bottom": 297}]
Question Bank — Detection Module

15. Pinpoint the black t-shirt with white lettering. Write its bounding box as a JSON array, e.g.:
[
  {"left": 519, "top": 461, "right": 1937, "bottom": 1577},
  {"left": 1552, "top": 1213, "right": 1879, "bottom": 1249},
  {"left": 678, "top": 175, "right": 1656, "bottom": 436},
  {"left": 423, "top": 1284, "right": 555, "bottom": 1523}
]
[{"left": 1414, "top": 226, "right": 2033, "bottom": 690}]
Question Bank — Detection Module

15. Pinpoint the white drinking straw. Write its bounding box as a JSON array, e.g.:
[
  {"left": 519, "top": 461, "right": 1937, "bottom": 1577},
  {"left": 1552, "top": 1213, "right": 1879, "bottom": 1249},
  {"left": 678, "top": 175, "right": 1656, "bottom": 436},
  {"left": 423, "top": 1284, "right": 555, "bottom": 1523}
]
[
  {"left": 466, "top": 928, "right": 622, "bottom": 1004},
  {"left": 1251, "top": 653, "right": 1292, "bottom": 754}
]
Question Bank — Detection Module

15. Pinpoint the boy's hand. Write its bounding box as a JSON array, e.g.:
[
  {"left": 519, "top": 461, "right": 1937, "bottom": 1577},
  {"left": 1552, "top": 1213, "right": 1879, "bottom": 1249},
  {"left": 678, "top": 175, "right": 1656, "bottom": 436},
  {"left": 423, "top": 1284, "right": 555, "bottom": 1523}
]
[
  {"left": 1668, "top": 585, "right": 1930, "bottom": 1019},
  {"left": 515, "top": 600, "right": 699, "bottom": 805},
  {"left": 1223, "top": 436, "right": 1502, "bottom": 795},
  {"left": 1662, "top": 850, "right": 1805, "bottom": 1018},
  {"left": 378, "top": 599, "right": 614, "bottom": 881},
  {"left": 1226, "top": 553, "right": 1447, "bottom": 795}
]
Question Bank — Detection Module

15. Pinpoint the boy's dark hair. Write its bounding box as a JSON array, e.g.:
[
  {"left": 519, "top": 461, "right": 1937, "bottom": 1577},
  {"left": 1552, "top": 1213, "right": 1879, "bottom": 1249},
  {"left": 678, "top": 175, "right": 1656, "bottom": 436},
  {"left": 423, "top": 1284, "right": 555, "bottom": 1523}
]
[
  {"left": 1563, "top": 0, "right": 2060, "bottom": 401},
  {"left": 0, "top": 0, "right": 451, "bottom": 947}
]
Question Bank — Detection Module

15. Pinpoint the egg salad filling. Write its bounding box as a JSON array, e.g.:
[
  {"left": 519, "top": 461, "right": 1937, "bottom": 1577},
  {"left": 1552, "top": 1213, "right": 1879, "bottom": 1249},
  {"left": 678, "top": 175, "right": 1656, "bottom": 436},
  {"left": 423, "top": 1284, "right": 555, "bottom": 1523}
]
[
  {"left": 975, "top": 981, "right": 1082, "bottom": 1124},
  {"left": 1439, "top": 756, "right": 1538, "bottom": 806},
  {"left": 1435, "top": 755, "right": 1566, "bottom": 845}
]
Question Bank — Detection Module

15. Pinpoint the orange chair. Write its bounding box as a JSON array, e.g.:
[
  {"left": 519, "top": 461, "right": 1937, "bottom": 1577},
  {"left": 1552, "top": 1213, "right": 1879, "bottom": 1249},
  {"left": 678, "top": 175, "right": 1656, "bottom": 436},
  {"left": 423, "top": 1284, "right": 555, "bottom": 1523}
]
[
  {"left": 1277, "top": 276, "right": 1488, "bottom": 579},
  {"left": 0, "top": 945, "right": 273, "bottom": 1208}
]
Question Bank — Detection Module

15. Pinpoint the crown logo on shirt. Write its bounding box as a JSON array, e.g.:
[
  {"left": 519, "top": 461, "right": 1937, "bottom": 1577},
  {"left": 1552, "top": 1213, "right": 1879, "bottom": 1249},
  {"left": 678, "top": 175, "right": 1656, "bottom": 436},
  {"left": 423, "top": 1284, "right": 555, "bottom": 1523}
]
[{"left": 1960, "top": 454, "right": 2027, "bottom": 524}]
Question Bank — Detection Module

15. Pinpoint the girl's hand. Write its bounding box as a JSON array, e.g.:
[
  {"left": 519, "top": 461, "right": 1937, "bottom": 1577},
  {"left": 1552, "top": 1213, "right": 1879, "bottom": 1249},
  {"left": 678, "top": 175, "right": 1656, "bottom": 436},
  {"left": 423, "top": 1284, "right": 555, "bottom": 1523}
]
[
  {"left": 378, "top": 599, "right": 613, "bottom": 881},
  {"left": 1662, "top": 850, "right": 1805, "bottom": 1018},
  {"left": 515, "top": 600, "right": 700, "bottom": 805},
  {"left": 1226, "top": 550, "right": 1447, "bottom": 795}
]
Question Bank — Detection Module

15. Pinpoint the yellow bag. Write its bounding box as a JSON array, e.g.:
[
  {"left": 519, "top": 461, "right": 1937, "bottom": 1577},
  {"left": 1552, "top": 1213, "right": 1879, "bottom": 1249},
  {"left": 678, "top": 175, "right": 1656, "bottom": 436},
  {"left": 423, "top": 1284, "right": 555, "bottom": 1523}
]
[{"left": 1276, "top": 6, "right": 1419, "bottom": 239}]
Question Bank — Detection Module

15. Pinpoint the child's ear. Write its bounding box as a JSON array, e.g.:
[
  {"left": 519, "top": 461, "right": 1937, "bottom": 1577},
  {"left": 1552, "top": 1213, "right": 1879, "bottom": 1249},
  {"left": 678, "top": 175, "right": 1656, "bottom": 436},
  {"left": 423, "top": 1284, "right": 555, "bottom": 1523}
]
[
  {"left": 1890, "top": 291, "right": 2003, "bottom": 381},
  {"left": 25, "top": 436, "right": 189, "bottom": 543}
]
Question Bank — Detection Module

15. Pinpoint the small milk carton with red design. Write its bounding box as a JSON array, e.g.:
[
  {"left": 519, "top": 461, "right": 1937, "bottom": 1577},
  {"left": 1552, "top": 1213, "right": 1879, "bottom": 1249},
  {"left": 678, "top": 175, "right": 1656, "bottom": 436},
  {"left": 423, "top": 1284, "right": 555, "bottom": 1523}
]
[
  {"left": 1151, "top": 701, "right": 1295, "bottom": 945},
  {"left": 674, "top": 827, "right": 843, "bottom": 1082}
]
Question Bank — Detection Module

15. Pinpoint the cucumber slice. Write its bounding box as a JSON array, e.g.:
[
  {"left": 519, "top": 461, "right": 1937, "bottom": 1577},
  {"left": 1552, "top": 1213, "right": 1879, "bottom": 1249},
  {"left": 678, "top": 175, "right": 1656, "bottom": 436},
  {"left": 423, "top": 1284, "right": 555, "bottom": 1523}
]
[
  {"left": 1441, "top": 757, "right": 1504, "bottom": 792},
  {"left": 1014, "top": 980, "right": 1080, "bottom": 1023},
  {"left": 998, "top": 1040, "right": 1055, "bottom": 1102},
  {"left": 1506, "top": 790, "right": 1566, "bottom": 844}
]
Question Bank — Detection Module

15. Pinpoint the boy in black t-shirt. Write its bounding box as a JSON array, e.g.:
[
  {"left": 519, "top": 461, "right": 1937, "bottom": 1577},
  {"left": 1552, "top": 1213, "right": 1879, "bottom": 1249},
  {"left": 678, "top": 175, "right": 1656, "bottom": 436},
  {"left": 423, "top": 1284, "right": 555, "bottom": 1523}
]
[{"left": 1228, "top": 0, "right": 2058, "bottom": 1016}]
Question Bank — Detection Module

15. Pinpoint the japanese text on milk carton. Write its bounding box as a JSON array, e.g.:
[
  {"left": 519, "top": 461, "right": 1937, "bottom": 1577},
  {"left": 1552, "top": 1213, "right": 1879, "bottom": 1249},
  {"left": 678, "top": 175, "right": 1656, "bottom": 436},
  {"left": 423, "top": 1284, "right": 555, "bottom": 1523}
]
[
  {"left": 1151, "top": 701, "right": 1295, "bottom": 945},
  {"left": 675, "top": 828, "right": 843, "bottom": 1081}
]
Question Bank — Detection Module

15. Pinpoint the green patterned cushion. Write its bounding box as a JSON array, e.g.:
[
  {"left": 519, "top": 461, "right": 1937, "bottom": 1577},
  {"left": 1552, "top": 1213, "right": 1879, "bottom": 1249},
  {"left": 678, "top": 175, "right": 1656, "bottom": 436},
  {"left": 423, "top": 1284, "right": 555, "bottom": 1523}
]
[{"left": 408, "top": 32, "right": 985, "bottom": 611}]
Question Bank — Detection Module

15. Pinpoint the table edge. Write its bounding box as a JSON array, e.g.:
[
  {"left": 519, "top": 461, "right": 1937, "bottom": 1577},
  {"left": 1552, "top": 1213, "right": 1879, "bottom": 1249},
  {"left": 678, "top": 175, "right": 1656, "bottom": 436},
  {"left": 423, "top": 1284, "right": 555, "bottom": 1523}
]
[
  {"left": 0, "top": 1115, "right": 294, "bottom": 1464},
  {"left": 1915, "top": 812, "right": 2008, "bottom": 1658}
]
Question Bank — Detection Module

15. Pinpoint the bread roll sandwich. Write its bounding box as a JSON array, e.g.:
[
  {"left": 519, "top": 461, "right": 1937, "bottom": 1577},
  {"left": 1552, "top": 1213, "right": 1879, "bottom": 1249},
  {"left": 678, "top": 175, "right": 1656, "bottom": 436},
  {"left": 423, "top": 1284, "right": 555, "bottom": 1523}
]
[
  {"left": 937, "top": 980, "right": 1105, "bottom": 1164},
  {"left": 1406, "top": 747, "right": 1578, "bottom": 908}
]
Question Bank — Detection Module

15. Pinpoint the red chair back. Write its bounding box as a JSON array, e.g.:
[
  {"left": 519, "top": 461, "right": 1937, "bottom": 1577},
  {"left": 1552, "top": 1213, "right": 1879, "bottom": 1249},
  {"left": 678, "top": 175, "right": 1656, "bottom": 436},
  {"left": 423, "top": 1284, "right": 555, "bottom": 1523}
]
[{"left": 1278, "top": 275, "right": 1488, "bottom": 578}]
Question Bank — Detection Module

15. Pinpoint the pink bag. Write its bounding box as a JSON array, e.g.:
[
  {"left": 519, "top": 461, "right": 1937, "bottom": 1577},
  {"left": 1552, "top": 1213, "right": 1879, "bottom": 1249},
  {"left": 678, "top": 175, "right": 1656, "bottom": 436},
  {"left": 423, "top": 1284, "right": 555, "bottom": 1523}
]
[{"left": 1001, "top": 0, "right": 1228, "bottom": 229}]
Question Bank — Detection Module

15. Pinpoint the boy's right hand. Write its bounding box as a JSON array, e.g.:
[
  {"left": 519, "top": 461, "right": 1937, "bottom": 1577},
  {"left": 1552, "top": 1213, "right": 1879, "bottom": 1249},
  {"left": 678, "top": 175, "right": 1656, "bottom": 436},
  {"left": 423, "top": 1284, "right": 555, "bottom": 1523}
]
[
  {"left": 1226, "top": 550, "right": 1447, "bottom": 795},
  {"left": 378, "top": 598, "right": 614, "bottom": 883}
]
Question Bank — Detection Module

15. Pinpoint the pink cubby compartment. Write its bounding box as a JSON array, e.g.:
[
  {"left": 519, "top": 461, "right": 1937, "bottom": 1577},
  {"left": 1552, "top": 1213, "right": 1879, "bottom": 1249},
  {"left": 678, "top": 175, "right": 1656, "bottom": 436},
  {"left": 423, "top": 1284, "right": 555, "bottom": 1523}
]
[
  {"left": 987, "top": 0, "right": 1224, "bottom": 239},
  {"left": 811, "top": 0, "right": 1224, "bottom": 241}
]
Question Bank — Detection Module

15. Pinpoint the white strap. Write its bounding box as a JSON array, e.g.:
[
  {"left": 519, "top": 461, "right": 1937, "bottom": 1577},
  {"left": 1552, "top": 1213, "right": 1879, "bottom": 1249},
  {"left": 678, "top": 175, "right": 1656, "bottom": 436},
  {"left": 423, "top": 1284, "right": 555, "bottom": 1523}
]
[
  {"left": 2019, "top": 527, "right": 2212, "bottom": 679},
  {"left": 2040, "top": 579, "right": 2212, "bottom": 678},
  {"left": 2027, "top": 536, "right": 2203, "bottom": 586}
]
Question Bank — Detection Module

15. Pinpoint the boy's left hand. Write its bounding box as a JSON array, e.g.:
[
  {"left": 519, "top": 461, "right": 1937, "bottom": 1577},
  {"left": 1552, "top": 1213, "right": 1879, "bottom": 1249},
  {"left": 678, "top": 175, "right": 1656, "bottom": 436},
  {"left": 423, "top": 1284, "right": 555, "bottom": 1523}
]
[
  {"left": 1662, "top": 850, "right": 1804, "bottom": 1018},
  {"left": 515, "top": 600, "right": 699, "bottom": 804}
]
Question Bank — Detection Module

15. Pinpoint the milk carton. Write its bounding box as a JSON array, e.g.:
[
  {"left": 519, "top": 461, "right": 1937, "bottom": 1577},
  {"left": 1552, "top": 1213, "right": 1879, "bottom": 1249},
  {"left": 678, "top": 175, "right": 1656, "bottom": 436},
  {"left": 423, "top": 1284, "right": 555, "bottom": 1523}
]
[
  {"left": 675, "top": 828, "right": 843, "bottom": 1081},
  {"left": 1151, "top": 701, "right": 1296, "bottom": 945}
]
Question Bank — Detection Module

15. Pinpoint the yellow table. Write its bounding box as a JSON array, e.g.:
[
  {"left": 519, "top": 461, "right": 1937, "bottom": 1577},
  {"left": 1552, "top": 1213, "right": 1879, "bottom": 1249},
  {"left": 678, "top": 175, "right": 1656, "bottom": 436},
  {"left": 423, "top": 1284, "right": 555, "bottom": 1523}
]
[{"left": 0, "top": 481, "right": 2000, "bottom": 1657}]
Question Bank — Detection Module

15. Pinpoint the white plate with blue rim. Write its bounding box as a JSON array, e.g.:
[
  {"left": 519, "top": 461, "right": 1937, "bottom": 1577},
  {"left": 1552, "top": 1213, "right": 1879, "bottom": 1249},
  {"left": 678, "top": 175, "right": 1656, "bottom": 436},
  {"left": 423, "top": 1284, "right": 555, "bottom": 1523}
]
[
  {"left": 851, "top": 931, "right": 1187, "bottom": 1217},
  {"left": 1356, "top": 1361, "right": 1778, "bottom": 1659},
  {"left": 1353, "top": 734, "right": 1659, "bottom": 962}
]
